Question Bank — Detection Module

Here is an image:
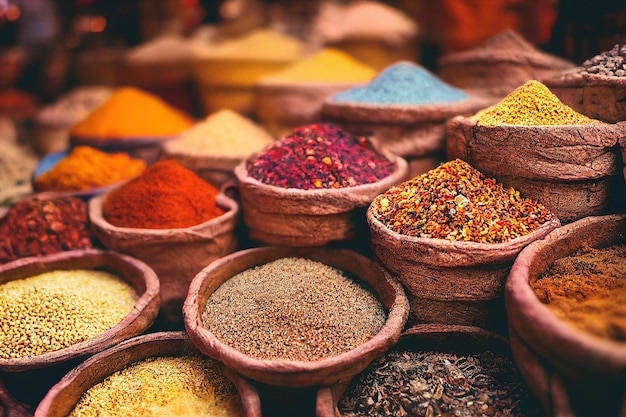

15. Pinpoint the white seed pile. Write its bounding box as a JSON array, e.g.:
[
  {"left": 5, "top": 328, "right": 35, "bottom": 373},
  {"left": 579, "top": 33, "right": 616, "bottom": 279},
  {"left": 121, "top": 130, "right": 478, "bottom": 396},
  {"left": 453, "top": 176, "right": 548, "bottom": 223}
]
[
  {"left": 0, "top": 269, "right": 137, "bottom": 359},
  {"left": 202, "top": 257, "right": 386, "bottom": 361}
]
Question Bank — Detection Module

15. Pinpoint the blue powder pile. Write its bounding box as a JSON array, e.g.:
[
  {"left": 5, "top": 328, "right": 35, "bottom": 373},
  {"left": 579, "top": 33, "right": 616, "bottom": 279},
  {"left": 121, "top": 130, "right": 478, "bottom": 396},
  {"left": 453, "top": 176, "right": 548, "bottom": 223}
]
[{"left": 331, "top": 61, "right": 469, "bottom": 105}]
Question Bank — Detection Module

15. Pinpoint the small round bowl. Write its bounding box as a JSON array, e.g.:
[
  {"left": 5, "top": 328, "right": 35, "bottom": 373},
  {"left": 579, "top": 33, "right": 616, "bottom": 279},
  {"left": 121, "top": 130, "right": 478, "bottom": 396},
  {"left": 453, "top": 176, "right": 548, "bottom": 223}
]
[
  {"left": 35, "top": 332, "right": 259, "bottom": 417},
  {"left": 0, "top": 249, "right": 160, "bottom": 372},
  {"left": 506, "top": 214, "right": 626, "bottom": 417},
  {"left": 184, "top": 246, "right": 409, "bottom": 388}
]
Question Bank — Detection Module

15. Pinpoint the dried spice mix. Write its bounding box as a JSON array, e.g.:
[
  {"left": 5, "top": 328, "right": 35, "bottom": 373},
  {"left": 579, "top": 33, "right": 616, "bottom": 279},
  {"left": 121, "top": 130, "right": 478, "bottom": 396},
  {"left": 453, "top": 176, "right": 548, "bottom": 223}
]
[
  {"left": 474, "top": 80, "right": 596, "bottom": 126},
  {"left": 247, "top": 123, "right": 394, "bottom": 190},
  {"left": 580, "top": 44, "right": 626, "bottom": 77},
  {"left": 0, "top": 198, "right": 92, "bottom": 264},
  {"left": 69, "top": 356, "right": 244, "bottom": 417},
  {"left": 338, "top": 348, "right": 540, "bottom": 417},
  {"left": 371, "top": 159, "right": 554, "bottom": 243},
  {"left": 202, "top": 257, "right": 386, "bottom": 361},
  {"left": 532, "top": 243, "right": 626, "bottom": 341},
  {"left": 0, "top": 270, "right": 136, "bottom": 359}
]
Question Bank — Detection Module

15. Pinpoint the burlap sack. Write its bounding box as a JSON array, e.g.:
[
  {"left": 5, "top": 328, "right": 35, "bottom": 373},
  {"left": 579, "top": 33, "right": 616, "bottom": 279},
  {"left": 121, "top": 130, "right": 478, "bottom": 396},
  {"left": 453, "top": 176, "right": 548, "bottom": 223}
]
[
  {"left": 505, "top": 214, "right": 626, "bottom": 417},
  {"left": 90, "top": 192, "right": 239, "bottom": 322},
  {"left": 184, "top": 246, "right": 409, "bottom": 388},
  {"left": 447, "top": 117, "right": 625, "bottom": 223}
]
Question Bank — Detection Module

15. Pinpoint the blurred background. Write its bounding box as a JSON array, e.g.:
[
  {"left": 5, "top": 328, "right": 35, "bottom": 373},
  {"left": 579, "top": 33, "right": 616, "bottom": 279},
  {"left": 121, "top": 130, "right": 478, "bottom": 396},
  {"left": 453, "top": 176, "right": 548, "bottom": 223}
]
[{"left": 0, "top": 0, "right": 624, "bottom": 118}]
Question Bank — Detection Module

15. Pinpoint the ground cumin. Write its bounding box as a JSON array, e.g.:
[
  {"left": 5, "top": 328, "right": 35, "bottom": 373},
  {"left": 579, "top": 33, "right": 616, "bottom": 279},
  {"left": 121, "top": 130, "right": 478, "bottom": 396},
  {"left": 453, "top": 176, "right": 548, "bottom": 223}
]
[{"left": 532, "top": 243, "right": 626, "bottom": 341}]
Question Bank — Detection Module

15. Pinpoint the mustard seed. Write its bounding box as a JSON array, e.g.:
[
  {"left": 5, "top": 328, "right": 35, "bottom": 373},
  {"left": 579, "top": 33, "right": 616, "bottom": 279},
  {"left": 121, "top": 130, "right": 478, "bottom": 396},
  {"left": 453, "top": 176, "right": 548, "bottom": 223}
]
[
  {"left": 202, "top": 257, "right": 386, "bottom": 361},
  {"left": 0, "top": 270, "right": 137, "bottom": 359},
  {"left": 69, "top": 356, "right": 244, "bottom": 417}
]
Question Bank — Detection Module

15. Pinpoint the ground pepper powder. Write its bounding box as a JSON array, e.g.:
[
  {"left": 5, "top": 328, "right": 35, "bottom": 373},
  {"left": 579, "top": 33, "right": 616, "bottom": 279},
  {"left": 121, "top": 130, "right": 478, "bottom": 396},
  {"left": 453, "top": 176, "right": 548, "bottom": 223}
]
[
  {"left": 246, "top": 123, "right": 395, "bottom": 190},
  {"left": 0, "top": 197, "right": 92, "bottom": 264},
  {"left": 371, "top": 159, "right": 554, "bottom": 243},
  {"left": 102, "top": 159, "right": 225, "bottom": 229},
  {"left": 35, "top": 146, "right": 146, "bottom": 191},
  {"left": 532, "top": 243, "right": 626, "bottom": 341},
  {"left": 474, "top": 80, "right": 597, "bottom": 126}
]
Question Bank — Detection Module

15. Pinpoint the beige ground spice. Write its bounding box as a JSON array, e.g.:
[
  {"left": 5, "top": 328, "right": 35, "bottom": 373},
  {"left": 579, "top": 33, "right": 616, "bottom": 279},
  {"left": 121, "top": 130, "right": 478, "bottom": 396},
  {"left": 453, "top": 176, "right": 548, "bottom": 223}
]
[
  {"left": 532, "top": 243, "right": 626, "bottom": 341},
  {"left": 0, "top": 269, "right": 137, "bottom": 359}
]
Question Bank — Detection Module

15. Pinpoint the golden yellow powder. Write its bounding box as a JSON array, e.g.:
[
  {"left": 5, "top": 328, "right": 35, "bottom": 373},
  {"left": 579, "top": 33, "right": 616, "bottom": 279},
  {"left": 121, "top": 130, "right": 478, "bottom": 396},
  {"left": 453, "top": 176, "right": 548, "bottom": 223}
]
[
  {"left": 34, "top": 146, "right": 146, "bottom": 191},
  {"left": 474, "top": 80, "right": 597, "bottom": 126},
  {"left": 69, "top": 356, "right": 244, "bottom": 417},
  {"left": 195, "top": 29, "right": 303, "bottom": 61},
  {"left": 259, "top": 48, "right": 377, "bottom": 83},
  {"left": 70, "top": 87, "right": 194, "bottom": 139},
  {"left": 164, "top": 109, "right": 275, "bottom": 157},
  {"left": 0, "top": 270, "right": 137, "bottom": 359}
]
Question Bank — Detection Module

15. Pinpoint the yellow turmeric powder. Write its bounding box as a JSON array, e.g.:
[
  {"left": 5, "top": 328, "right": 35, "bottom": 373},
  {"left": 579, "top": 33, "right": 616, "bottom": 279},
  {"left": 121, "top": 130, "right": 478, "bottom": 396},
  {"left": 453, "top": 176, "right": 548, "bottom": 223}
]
[
  {"left": 259, "top": 48, "right": 377, "bottom": 83},
  {"left": 70, "top": 87, "right": 194, "bottom": 139},
  {"left": 35, "top": 146, "right": 146, "bottom": 191},
  {"left": 474, "top": 80, "right": 597, "bottom": 126}
]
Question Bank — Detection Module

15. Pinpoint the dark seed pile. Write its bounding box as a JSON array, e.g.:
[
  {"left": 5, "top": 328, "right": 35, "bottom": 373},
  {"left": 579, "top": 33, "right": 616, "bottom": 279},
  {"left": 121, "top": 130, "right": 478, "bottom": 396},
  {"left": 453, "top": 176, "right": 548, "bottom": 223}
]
[{"left": 580, "top": 44, "right": 626, "bottom": 77}]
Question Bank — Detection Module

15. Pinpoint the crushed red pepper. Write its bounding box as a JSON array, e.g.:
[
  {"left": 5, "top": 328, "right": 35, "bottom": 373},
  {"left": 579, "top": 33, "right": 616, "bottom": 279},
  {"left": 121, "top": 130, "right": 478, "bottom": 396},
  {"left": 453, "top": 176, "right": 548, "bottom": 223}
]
[
  {"left": 371, "top": 159, "right": 555, "bottom": 243},
  {"left": 0, "top": 198, "right": 92, "bottom": 264},
  {"left": 246, "top": 123, "right": 395, "bottom": 190}
]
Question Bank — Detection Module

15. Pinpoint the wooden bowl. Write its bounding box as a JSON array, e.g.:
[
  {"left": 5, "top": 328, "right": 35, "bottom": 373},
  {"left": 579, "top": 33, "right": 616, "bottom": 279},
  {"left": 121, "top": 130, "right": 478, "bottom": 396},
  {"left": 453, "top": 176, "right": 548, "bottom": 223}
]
[
  {"left": 234, "top": 152, "right": 408, "bottom": 248},
  {"left": 90, "top": 190, "right": 239, "bottom": 323},
  {"left": 367, "top": 203, "right": 560, "bottom": 334},
  {"left": 543, "top": 70, "right": 626, "bottom": 123},
  {"left": 0, "top": 249, "right": 160, "bottom": 372},
  {"left": 505, "top": 214, "right": 626, "bottom": 417},
  {"left": 446, "top": 117, "right": 625, "bottom": 223},
  {"left": 184, "top": 246, "right": 409, "bottom": 388},
  {"left": 35, "top": 332, "right": 260, "bottom": 417}
]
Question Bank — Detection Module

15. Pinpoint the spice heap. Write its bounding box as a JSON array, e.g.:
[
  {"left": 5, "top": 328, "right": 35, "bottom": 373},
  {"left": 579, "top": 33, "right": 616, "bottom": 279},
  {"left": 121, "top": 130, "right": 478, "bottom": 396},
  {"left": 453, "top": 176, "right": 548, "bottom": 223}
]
[
  {"left": 338, "top": 348, "right": 539, "bottom": 417},
  {"left": 0, "top": 269, "right": 136, "bottom": 359},
  {"left": 0, "top": 140, "right": 38, "bottom": 204},
  {"left": 474, "top": 80, "right": 596, "bottom": 126},
  {"left": 34, "top": 146, "right": 146, "bottom": 191},
  {"left": 259, "top": 48, "right": 376, "bottom": 83},
  {"left": 194, "top": 29, "right": 303, "bottom": 61},
  {"left": 533, "top": 243, "right": 626, "bottom": 341},
  {"left": 125, "top": 34, "right": 192, "bottom": 65},
  {"left": 371, "top": 159, "right": 554, "bottom": 243},
  {"left": 69, "top": 356, "right": 244, "bottom": 417},
  {"left": 247, "top": 123, "right": 394, "bottom": 190},
  {"left": 0, "top": 198, "right": 92, "bottom": 264},
  {"left": 331, "top": 61, "right": 468, "bottom": 105},
  {"left": 102, "top": 159, "right": 225, "bottom": 229},
  {"left": 202, "top": 257, "right": 386, "bottom": 361},
  {"left": 70, "top": 87, "right": 194, "bottom": 139},
  {"left": 35, "top": 86, "right": 113, "bottom": 126},
  {"left": 164, "top": 109, "right": 275, "bottom": 158},
  {"left": 580, "top": 44, "right": 626, "bottom": 77}
]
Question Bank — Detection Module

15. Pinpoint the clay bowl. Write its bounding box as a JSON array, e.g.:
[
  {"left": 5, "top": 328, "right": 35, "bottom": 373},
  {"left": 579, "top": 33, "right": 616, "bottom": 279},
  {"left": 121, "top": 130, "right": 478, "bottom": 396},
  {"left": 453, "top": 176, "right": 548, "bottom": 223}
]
[
  {"left": 316, "top": 323, "right": 541, "bottom": 417},
  {"left": 234, "top": 152, "right": 408, "bottom": 249},
  {"left": 35, "top": 331, "right": 260, "bottom": 417},
  {"left": 543, "top": 70, "right": 626, "bottom": 123},
  {"left": 184, "top": 246, "right": 409, "bottom": 388},
  {"left": 0, "top": 249, "right": 160, "bottom": 407},
  {"left": 367, "top": 202, "right": 561, "bottom": 334},
  {"left": 89, "top": 189, "right": 240, "bottom": 323},
  {"left": 506, "top": 214, "right": 626, "bottom": 417},
  {"left": 446, "top": 116, "right": 626, "bottom": 223},
  {"left": 255, "top": 80, "right": 367, "bottom": 139},
  {"left": 322, "top": 96, "right": 491, "bottom": 178}
]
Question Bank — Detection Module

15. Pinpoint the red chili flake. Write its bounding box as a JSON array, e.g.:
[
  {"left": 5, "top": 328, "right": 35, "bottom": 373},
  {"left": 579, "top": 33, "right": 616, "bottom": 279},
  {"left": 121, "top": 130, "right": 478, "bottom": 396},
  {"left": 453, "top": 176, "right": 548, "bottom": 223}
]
[
  {"left": 0, "top": 197, "right": 93, "bottom": 264},
  {"left": 247, "top": 123, "right": 395, "bottom": 190}
]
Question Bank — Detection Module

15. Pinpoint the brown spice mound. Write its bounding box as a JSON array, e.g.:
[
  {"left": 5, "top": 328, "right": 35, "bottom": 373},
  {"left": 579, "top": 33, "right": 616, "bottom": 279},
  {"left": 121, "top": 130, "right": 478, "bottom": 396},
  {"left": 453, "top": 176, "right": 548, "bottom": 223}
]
[{"left": 532, "top": 243, "right": 626, "bottom": 341}]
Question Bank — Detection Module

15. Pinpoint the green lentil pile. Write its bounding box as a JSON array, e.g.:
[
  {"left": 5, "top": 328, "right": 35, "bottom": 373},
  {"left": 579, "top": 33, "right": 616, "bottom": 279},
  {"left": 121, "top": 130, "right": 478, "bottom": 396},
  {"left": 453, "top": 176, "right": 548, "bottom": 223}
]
[
  {"left": 474, "top": 80, "right": 597, "bottom": 126},
  {"left": 69, "top": 356, "right": 244, "bottom": 417},
  {"left": 202, "top": 257, "right": 386, "bottom": 362},
  {"left": 0, "top": 270, "right": 136, "bottom": 359},
  {"left": 371, "top": 159, "right": 554, "bottom": 243}
]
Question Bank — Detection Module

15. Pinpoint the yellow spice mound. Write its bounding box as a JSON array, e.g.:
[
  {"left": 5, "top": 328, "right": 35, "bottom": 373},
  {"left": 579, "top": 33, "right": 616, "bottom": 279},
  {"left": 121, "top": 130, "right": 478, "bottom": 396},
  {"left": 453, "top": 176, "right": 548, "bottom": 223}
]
[
  {"left": 260, "top": 48, "right": 377, "bottom": 83},
  {"left": 474, "top": 80, "right": 597, "bottom": 126},
  {"left": 70, "top": 87, "right": 194, "bottom": 139},
  {"left": 195, "top": 29, "right": 303, "bottom": 61}
]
